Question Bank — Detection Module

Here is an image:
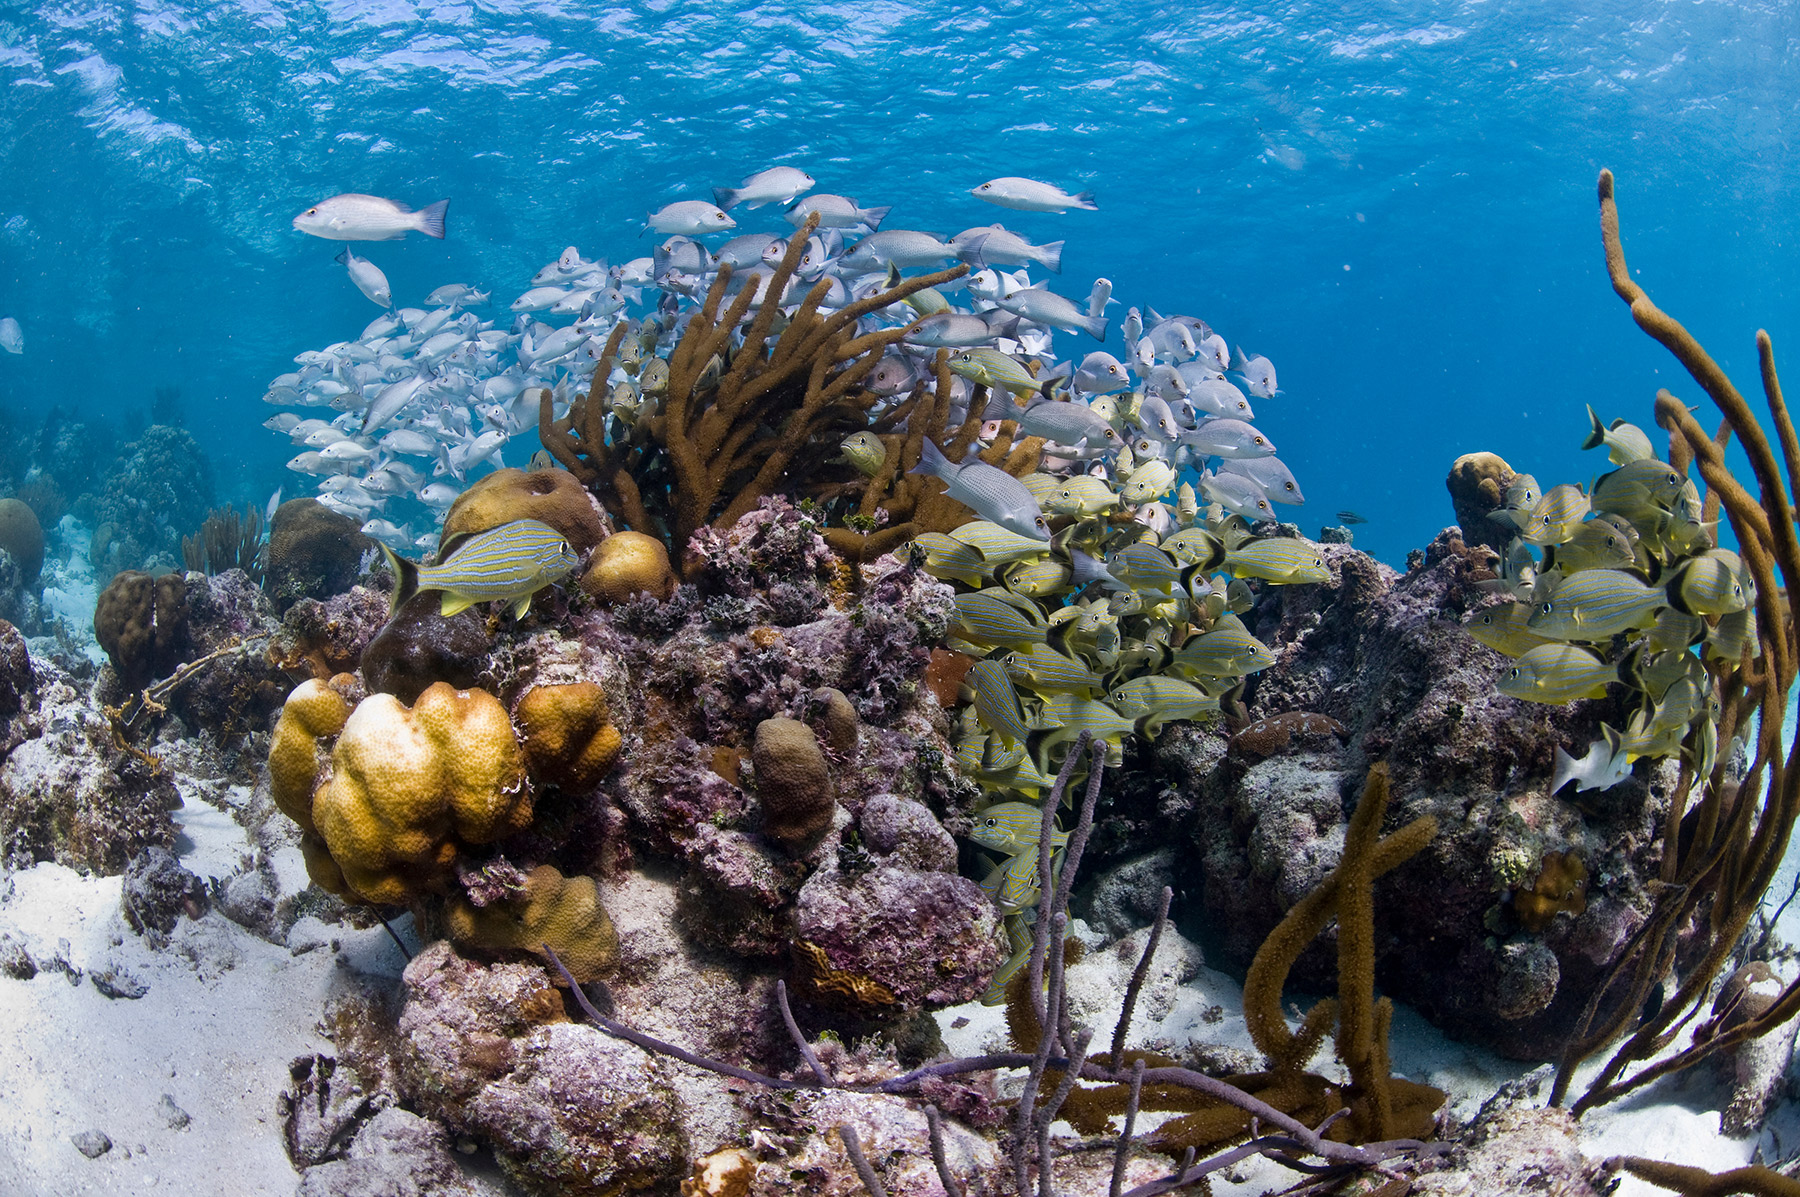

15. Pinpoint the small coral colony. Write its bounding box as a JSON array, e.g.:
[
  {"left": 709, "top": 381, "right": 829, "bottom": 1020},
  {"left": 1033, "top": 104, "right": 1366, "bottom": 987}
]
[{"left": 261, "top": 166, "right": 1732, "bottom": 1008}]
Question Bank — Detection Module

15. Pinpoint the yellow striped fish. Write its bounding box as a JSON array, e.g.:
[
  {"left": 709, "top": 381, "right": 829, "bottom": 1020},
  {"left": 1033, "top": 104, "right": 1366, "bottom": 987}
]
[
  {"left": 981, "top": 914, "right": 1037, "bottom": 1005},
  {"left": 1222, "top": 537, "right": 1329, "bottom": 585},
  {"left": 1527, "top": 569, "right": 1667, "bottom": 640},
  {"left": 982, "top": 848, "right": 1061, "bottom": 913},
  {"left": 1004, "top": 644, "right": 1103, "bottom": 698},
  {"left": 968, "top": 801, "right": 1067, "bottom": 855},
  {"left": 968, "top": 658, "right": 1030, "bottom": 749},
  {"left": 952, "top": 589, "right": 1049, "bottom": 648},
  {"left": 382, "top": 519, "right": 577, "bottom": 618},
  {"left": 1497, "top": 643, "right": 1616, "bottom": 704},
  {"left": 1465, "top": 602, "right": 1555, "bottom": 658}
]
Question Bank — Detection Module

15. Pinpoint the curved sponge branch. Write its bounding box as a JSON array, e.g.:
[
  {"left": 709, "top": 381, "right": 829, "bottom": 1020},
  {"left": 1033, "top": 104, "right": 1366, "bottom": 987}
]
[
  {"left": 446, "top": 864, "right": 618, "bottom": 984},
  {"left": 313, "top": 682, "right": 533, "bottom": 905}
]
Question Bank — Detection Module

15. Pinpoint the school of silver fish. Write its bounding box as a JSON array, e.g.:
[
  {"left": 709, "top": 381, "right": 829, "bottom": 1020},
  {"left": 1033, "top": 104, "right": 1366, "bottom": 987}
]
[{"left": 1464, "top": 404, "right": 1757, "bottom": 797}]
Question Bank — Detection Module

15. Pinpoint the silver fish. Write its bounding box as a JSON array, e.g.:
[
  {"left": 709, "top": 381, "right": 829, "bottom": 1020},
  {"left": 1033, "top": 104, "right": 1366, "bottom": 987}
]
[
  {"left": 912, "top": 440, "right": 1049, "bottom": 542},
  {"left": 336, "top": 248, "right": 391, "bottom": 308},
  {"left": 713, "top": 166, "right": 814, "bottom": 210},
  {"left": 294, "top": 193, "right": 448, "bottom": 241},
  {"left": 970, "top": 176, "right": 1097, "bottom": 213}
]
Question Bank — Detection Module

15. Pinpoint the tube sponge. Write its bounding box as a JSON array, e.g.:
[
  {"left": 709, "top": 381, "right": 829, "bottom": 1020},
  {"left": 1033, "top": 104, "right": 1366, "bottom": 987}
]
[
  {"left": 446, "top": 864, "right": 618, "bottom": 984},
  {"left": 752, "top": 716, "right": 836, "bottom": 849},
  {"left": 514, "top": 682, "right": 622, "bottom": 791},
  {"left": 312, "top": 681, "right": 533, "bottom": 904}
]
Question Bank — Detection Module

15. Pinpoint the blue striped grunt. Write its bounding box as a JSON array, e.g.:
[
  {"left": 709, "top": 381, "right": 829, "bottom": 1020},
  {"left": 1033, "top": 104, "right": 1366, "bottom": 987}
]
[
  {"left": 967, "top": 800, "right": 1067, "bottom": 855},
  {"left": 1527, "top": 569, "right": 1667, "bottom": 641},
  {"left": 1497, "top": 643, "right": 1616, "bottom": 704},
  {"left": 968, "top": 658, "right": 1031, "bottom": 749},
  {"left": 952, "top": 589, "right": 1049, "bottom": 648},
  {"left": 382, "top": 518, "right": 578, "bottom": 618}
]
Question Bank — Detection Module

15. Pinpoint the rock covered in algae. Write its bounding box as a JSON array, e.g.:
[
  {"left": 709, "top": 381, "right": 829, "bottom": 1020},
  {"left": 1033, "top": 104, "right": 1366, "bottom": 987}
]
[
  {"left": 360, "top": 592, "right": 490, "bottom": 706},
  {"left": 0, "top": 655, "right": 178, "bottom": 872},
  {"left": 1150, "top": 530, "right": 1670, "bottom": 1057},
  {"left": 0, "top": 498, "right": 43, "bottom": 583},
  {"left": 391, "top": 941, "right": 688, "bottom": 1196}
]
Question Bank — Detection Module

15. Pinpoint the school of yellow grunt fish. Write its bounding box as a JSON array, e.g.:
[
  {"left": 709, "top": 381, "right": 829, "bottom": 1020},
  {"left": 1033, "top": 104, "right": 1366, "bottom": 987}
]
[{"left": 1464, "top": 405, "right": 1756, "bottom": 798}]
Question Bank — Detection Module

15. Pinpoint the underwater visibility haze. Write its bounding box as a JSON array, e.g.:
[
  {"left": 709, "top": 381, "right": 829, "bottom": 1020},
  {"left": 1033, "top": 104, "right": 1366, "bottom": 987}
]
[
  {"left": 5, "top": 3, "right": 1800, "bottom": 1195},
  {"left": 0, "top": 1, "right": 1796, "bottom": 564}
]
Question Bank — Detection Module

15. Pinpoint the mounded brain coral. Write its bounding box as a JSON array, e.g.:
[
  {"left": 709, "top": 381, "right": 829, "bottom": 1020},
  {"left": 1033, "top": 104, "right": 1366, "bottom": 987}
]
[
  {"left": 439, "top": 467, "right": 606, "bottom": 558},
  {"left": 265, "top": 498, "right": 373, "bottom": 612},
  {"left": 446, "top": 863, "right": 618, "bottom": 983},
  {"left": 308, "top": 681, "right": 533, "bottom": 904},
  {"left": 752, "top": 716, "right": 835, "bottom": 850},
  {"left": 93, "top": 571, "right": 188, "bottom": 690},
  {"left": 0, "top": 499, "right": 43, "bottom": 584},
  {"left": 580, "top": 530, "right": 677, "bottom": 606}
]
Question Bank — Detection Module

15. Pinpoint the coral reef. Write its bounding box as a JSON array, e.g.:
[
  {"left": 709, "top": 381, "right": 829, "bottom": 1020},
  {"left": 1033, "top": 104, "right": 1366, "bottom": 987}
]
[
  {"left": 91, "top": 424, "right": 215, "bottom": 575},
  {"left": 539, "top": 217, "right": 973, "bottom": 566},
  {"left": 580, "top": 530, "right": 677, "bottom": 606},
  {"left": 446, "top": 863, "right": 618, "bottom": 983},
  {"left": 752, "top": 716, "right": 836, "bottom": 849},
  {"left": 305, "top": 682, "right": 534, "bottom": 904},
  {"left": 266, "top": 498, "right": 372, "bottom": 613}
]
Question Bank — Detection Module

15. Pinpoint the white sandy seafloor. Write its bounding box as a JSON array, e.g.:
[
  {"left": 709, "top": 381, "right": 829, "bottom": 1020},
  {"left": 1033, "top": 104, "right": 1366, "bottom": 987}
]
[{"left": 0, "top": 537, "right": 1793, "bottom": 1194}]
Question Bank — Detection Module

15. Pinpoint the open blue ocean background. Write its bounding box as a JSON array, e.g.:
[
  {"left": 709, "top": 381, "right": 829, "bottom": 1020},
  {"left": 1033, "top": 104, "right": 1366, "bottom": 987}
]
[{"left": 0, "top": 0, "right": 1795, "bottom": 568}]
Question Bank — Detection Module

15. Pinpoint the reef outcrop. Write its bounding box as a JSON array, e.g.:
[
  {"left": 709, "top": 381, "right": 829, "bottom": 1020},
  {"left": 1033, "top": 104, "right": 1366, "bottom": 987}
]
[{"left": 1134, "top": 530, "right": 1670, "bottom": 1057}]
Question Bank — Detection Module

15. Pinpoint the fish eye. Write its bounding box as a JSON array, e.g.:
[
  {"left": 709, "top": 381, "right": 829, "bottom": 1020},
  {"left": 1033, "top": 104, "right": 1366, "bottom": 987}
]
[
  {"left": 1540, "top": 602, "right": 1554, "bottom": 614},
  {"left": 984, "top": 817, "right": 997, "bottom": 828},
  {"left": 1509, "top": 667, "right": 1521, "bottom": 680},
  {"left": 980, "top": 183, "right": 991, "bottom": 190}
]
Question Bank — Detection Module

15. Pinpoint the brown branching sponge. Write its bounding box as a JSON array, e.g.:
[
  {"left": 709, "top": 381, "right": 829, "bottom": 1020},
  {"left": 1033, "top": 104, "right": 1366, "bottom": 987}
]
[
  {"left": 539, "top": 212, "right": 1018, "bottom": 571},
  {"left": 1611, "top": 1157, "right": 1800, "bottom": 1197},
  {"left": 1548, "top": 171, "right": 1800, "bottom": 1117}
]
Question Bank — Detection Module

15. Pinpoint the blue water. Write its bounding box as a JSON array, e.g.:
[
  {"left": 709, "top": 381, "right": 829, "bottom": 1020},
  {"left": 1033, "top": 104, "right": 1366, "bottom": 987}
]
[{"left": 1, "top": 1, "right": 1796, "bottom": 566}]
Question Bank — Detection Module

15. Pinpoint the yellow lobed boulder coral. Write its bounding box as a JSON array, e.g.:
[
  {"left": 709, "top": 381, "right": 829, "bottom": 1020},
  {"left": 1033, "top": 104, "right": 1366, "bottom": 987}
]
[
  {"left": 514, "top": 682, "right": 622, "bottom": 791},
  {"left": 446, "top": 864, "right": 618, "bottom": 983},
  {"left": 268, "top": 674, "right": 359, "bottom": 836},
  {"left": 311, "top": 681, "right": 533, "bottom": 905}
]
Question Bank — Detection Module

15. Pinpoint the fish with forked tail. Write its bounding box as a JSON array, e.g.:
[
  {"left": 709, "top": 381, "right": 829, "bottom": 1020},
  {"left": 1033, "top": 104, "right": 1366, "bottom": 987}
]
[{"left": 380, "top": 518, "right": 578, "bottom": 618}]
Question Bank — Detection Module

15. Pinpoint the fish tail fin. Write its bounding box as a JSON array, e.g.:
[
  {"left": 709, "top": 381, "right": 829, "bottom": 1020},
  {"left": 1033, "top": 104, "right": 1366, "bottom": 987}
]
[
  {"left": 1550, "top": 744, "right": 1578, "bottom": 795},
  {"left": 862, "top": 205, "right": 892, "bottom": 231},
  {"left": 1580, "top": 403, "right": 1608, "bottom": 451},
  {"left": 1079, "top": 314, "right": 1109, "bottom": 341},
  {"left": 987, "top": 311, "right": 1023, "bottom": 340},
  {"left": 416, "top": 200, "right": 449, "bottom": 239},
  {"left": 1072, "top": 190, "right": 1098, "bottom": 210},
  {"left": 380, "top": 544, "right": 419, "bottom": 615},
  {"left": 712, "top": 186, "right": 739, "bottom": 210},
  {"left": 909, "top": 437, "right": 952, "bottom": 481},
  {"left": 1036, "top": 240, "right": 1065, "bottom": 274}
]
